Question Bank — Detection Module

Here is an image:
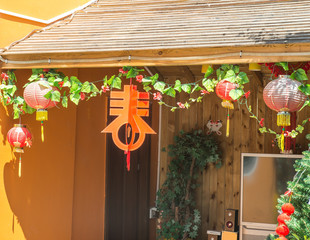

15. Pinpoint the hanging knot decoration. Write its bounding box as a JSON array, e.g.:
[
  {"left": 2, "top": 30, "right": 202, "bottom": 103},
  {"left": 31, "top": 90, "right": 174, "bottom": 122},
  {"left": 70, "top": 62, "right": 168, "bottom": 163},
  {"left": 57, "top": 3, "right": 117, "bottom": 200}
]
[
  {"left": 23, "top": 77, "right": 59, "bottom": 142},
  {"left": 263, "top": 75, "right": 307, "bottom": 152},
  {"left": 215, "top": 80, "right": 238, "bottom": 137},
  {"left": 102, "top": 85, "right": 156, "bottom": 171},
  {"left": 275, "top": 202, "right": 295, "bottom": 239},
  {"left": 7, "top": 124, "right": 32, "bottom": 177}
]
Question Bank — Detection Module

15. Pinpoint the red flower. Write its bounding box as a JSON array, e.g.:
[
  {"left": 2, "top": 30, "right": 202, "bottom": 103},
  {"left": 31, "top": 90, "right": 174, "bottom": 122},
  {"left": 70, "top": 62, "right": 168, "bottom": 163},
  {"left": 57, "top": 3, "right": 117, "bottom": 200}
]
[
  {"left": 136, "top": 75, "right": 143, "bottom": 83},
  {"left": 153, "top": 92, "right": 162, "bottom": 100},
  {"left": 40, "top": 74, "right": 44, "bottom": 78},
  {"left": 6, "top": 96, "right": 11, "bottom": 104},
  {"left": 200, "top": 89, "right": 209, "bottom": 95},
  {"left": 259, "top": 118, "right": 264, "bottom": 127},
  {"left": 1, "top": 72, "right": 8, "bottom": 81},
  {"left": 80, "top": 92, "right": 86, "bottom": 100},
  {"left": 119, "top": 68, "right": 128, "bottom": 74},
  {"left": 43, "top": 68, "right": 50, "bottom": 73},
  {"left": 177, "top": 102, "right": 185, "bottom": 108},
  {"left": 19, "top": 107, "right": 25, "bottom": 114},
  {"left": 58, "top": 81, "right": 64, "bottom": 88},
  {"left": 101, "top": 85, "right": 110, "bottom": 93},
  {"left": 244, "top": 90, "right": 251, "bottom": 99}
]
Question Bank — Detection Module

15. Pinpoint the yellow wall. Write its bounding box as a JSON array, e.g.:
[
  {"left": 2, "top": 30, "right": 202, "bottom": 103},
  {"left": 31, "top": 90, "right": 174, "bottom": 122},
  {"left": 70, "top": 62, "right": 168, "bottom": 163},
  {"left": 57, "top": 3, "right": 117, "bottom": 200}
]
[
  {"left": 0, "top": 68, "right": 113, "bottom": 240},
  {"left": 0, "top": 0, "right": 90, "bottom": 48}
]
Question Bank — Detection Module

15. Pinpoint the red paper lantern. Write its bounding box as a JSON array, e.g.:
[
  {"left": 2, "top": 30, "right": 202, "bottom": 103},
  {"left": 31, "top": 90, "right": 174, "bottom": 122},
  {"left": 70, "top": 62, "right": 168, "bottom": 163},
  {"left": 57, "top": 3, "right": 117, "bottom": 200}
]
[
  {"left": 24, "top": 78, "right": 59, "bottom": 142},
  {"left": 215, "top": 79, "right": 237, "bottom": 103},
  {"left": 263, "top": 75, "right": 306, "bottom": 127},
  {"left": 276, "top": 224, "right": 290, "bottom": 236},
  {"left": 282, "top": 203, "right": 295, "bottom": 216},
  {"left": 7, "top": 124, "right": 32, "bottom": 153},
  {"left": 215, "top": 80, "right": 238, "bottom": 137},
  {"left": 7, "top": 124, "right": 32, "bottom": 177},
  {"left": 277, "top": 213, "right": 291, "bottom": 225}
]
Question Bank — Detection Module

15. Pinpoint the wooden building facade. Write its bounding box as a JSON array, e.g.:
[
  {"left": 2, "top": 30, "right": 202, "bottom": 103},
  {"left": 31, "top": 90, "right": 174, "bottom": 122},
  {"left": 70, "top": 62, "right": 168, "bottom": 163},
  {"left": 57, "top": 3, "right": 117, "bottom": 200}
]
[{"left": 1, "top": 1, "right": 310, "bottom": 239}]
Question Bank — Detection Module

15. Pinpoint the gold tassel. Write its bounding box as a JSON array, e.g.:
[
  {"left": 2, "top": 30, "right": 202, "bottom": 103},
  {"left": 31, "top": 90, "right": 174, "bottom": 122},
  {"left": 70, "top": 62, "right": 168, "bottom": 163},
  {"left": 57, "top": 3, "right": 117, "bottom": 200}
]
[
  {"left": 18, "top": 155, "right": 22, "bottom": 178},
  {"left": 226, "top": 109, "right": 230, "bottom": 137},
  {"left": 281, "top": 132, "right": 285, "bottom": 152},
  {"left": 277, "top": 112, "right": 290, "bottom": 127},
  {"left": 41, "top": 121, "right": 44, "bottom": 142}
]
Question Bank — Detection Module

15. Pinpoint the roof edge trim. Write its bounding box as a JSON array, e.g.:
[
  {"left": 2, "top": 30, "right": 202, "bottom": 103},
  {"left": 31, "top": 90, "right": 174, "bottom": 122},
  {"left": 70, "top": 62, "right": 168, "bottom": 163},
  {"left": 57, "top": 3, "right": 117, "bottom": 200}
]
[{"left": 0, "top": 0, "right": 98, "bottom": 24}]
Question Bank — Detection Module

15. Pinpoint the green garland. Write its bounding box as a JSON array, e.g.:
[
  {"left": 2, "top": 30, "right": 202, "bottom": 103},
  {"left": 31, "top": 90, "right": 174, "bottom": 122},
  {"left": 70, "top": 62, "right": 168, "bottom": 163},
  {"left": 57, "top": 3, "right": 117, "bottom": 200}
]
[{"left": 156, "top": 130, "right": 221, "bottom": 240}]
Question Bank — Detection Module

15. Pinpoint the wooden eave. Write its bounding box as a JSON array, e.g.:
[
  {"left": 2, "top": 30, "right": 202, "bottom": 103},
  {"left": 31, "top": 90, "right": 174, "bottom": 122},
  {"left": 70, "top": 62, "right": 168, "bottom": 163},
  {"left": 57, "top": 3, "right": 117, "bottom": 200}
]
[{"left": 2, "top": 0, "right": 310, "bottom": 69}]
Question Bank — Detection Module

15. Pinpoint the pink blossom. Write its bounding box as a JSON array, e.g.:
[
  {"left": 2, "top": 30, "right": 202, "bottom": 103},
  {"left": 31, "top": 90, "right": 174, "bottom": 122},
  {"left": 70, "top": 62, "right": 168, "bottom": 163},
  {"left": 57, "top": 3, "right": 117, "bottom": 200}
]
[
  {"left": 177, "top": 102, "right": 185, "bottom": 108},
  {"left": 101, "top": 85, "right": 110, "bottom": 93},
  {"left": 1, "top": 72, "right": 8, "bottom": 81},
  {"left": 259, "top": 118, "right": 264, "bottom": 127},
  {"left": 244, "top": 91, "right": 251, "bottom": 99},
  {"left": 136, "top": 75, "right": 143, "bottom": 83},
  {"left": 200, "top": 89, "right": 209, "bottom": 95},
  {"left": 119, "top": 68, "right": 128, "bottom": 74},
  {"left": 153, "top": 92, "right": 162, "bottom": 100}
]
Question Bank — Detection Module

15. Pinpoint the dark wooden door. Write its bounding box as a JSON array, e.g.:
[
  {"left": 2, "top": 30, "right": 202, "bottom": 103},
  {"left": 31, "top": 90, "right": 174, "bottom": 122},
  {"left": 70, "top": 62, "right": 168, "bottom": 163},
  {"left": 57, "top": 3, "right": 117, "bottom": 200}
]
[{"left": 105, "top": 115, "right": 152, "bottom": 240}]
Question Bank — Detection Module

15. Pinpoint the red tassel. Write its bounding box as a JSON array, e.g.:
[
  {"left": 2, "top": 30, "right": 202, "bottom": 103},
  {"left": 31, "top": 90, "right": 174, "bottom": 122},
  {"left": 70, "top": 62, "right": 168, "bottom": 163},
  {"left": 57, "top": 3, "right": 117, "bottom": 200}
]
[{"left": 126, "top": 151, "right": 131, "bottom": 171}]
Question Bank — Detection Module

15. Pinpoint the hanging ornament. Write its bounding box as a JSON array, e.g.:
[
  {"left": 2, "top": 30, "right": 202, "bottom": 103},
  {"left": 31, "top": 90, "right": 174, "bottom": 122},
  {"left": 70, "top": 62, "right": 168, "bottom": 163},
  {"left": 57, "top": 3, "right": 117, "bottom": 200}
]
[
  {"left": 215, "top": 79, "right": 237, "bottom": 137},
  {"left": 102, "top": 85, "right": 156, "bottom": 171},
  {"left": 263, "top": 75, "right": 307, "bottom": 151},
  {"left": 281, "top": 203, "right": 295, "bottom": 216},
  {"left": 7, "top": 124, "right": 32, "bottom": 177},
  {"left": 276, "top": 224, "right": 290, "bottom": 237},
  {"left": 206, "top": 120, "right": 223, "bottom": 135},
  {"left": 23, "top": 77, "right": 59, "bottom": 142},
  {"left": 277, "top": 213, "right": 291, "bottom": 225}
]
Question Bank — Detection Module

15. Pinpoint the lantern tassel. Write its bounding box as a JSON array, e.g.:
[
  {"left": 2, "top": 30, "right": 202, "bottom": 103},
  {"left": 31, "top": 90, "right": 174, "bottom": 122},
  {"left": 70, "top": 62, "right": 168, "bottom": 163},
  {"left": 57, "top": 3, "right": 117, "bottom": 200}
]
[
  {"left": 277, "top": 112, "right": 290, "bottom": 127},
  {"left": 18, "top": 155, "right": 22, "bottom": 178},
  {"left": 126, "top": 151, "right": 130, "bottom": 171},
  {"left": 41, "top": 121, "right": 44, "bottom": 142},
  {"left": 226, "top": 109, "right": 230, "bottom": 137},
  {"left": 281, "top": 130, "right": 285, "bottom": 152}
]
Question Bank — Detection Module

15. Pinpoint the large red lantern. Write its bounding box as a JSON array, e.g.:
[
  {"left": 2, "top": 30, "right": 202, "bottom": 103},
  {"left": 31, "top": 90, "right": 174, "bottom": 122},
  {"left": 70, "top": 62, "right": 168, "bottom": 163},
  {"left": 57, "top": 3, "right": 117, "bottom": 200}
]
[
  {"left": 7, "top": 124, "right": 32, "bottom": 177},
  {"left": 263, "top": 75, "right": 307, "bottom": 151},
  {"left": 215, "top": 80, "right": 237, "bottom": 137},
  {"left": 263, "top": 75, "right": 306, "bottom": 126},
  {"left": 24, "top": 78, "right": 59, "bottom": 142}
]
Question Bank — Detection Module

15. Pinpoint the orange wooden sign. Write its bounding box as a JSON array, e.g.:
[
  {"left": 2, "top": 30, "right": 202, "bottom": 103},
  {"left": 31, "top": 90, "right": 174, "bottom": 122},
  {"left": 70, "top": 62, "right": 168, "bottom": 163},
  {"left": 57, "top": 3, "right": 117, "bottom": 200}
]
[{"left": 102, "top": 85, "right": 156, "bottom": 170}]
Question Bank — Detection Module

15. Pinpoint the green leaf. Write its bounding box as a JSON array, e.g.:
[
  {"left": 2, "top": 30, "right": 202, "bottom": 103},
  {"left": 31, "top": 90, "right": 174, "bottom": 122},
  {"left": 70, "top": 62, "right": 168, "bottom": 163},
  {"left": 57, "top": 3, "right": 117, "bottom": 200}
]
[
  {"left": 184, "top": 102, "right": 190, "bottom": 109},
  {"left": 107, "top": 75, "right": 115, "bottom": 85},
  {"left": 163, "top": 87, "right": 176, "bottom": 97},
  {"left": 111, "top": 77, "right": 122, "bottom": 89},
  {"left": 259, "top": 127, "right": 268, "bottom": 133},
  {"left": 296, "top": 125, "right": 304, "bottom": 133},
  {"left": 154, "top": 81, "right": 166, "bottom": 93},
  {"left": 229, "top": 89, "right": 243, "bottom": 100},
  {"left": 204, "top": 66, "right": 214, "bottom": 78},
  {"left": 70, "top": 92, "right": 80, "bottom": 105},
  {"left": 202, "top": 78, "right": 216, "bottom": 92},
  {"left": 23, "top": 102, "right": 36, "bottom": 114},
  {"left": 275, "top": 62, "right": 289, "bottom": 71},
  {"left": 44, "top": 90, "right": 52, "bottom": 99},
  {"left": 290, "top": 130, "right": 298, "bottom": 138},
  {"left": 150, "top": 73, "right": 159, "bottom": 85},
  {"left": 63, "top": 76, "right": 71, "bottom": 87},
  {"left": 268, "top": 129, "right": 277, "bottom": 134},
  {"left": 233, "top": 65, "right": 240, "bottom": 74},
  {"left": 143, "top": 86, "right": 152, "bottom": 92},
  {"left": 126, "top": 68, "right": 138, "bottom": 78},
  {"left": 174, "top": 80, "right": 182, "bottom": 92},
  {"left": 191, "top": 84, "right": 202, "bottom": 93},
  {"left": 181, "top": 84, "right": 191, "bottom": 94},
  {"left": 90, "top": 83, "right": 99, "bottom": 92},
  {"left": 81, "top": 81, "right": 91, "bottom": 93},
  {"left": 62, "top": 96, "right": 68, "bottom": 108},
  {"left": 299, "top": 84, "right": 310, "bottom": 95},
  {"left": 224, "top": 70, "right": 236, "bottom": 82},
  {"left": 291, "top": 69, "right": 308, "bottom": 81},
  {"left": 51, "top": 91, "right": 61, "bottom": 102},
  {"left": 28, "top": 74, "right": 39, "bottom": 82},
  {"left": 238, "top": 72, "right": 249, "bottom": 84},
  {"left": 38, "top": 81, "right": 50, "bottom": 89}
]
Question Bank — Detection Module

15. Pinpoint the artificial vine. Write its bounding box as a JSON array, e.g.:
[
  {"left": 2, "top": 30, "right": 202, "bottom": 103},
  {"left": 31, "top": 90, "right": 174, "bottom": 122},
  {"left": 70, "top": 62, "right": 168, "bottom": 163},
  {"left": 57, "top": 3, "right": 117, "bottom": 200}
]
[{"left": 0, "top": 63, "right": 309, "bottom": 150}]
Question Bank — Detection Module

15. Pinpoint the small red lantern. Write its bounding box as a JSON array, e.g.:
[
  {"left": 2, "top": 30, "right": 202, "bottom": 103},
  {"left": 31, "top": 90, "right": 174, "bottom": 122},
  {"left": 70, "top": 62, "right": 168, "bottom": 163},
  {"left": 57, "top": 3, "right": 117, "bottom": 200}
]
[
  {"left": 24, "top": 78, "right": 59, "bottom": 142},
  {"left": 215, "top": 80, "right": 237, "bottom": 137},
  {"left": 7, "top": 124, "right": 32, "bottom": 177}
]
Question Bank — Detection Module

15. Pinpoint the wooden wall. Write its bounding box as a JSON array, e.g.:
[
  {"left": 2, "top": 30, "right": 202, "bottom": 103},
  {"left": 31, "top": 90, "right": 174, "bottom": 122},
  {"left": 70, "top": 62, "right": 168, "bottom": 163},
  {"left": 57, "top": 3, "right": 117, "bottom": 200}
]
[{"left": 158, "top": 65, "right": 310, "bottom": 238}]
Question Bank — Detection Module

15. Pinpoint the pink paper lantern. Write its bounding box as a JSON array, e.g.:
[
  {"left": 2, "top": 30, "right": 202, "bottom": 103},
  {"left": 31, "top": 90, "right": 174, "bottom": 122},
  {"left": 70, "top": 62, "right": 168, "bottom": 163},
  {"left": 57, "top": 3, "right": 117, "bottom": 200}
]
[{"left": 7, "top": 124, "right": 32, "bottom": 153}]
